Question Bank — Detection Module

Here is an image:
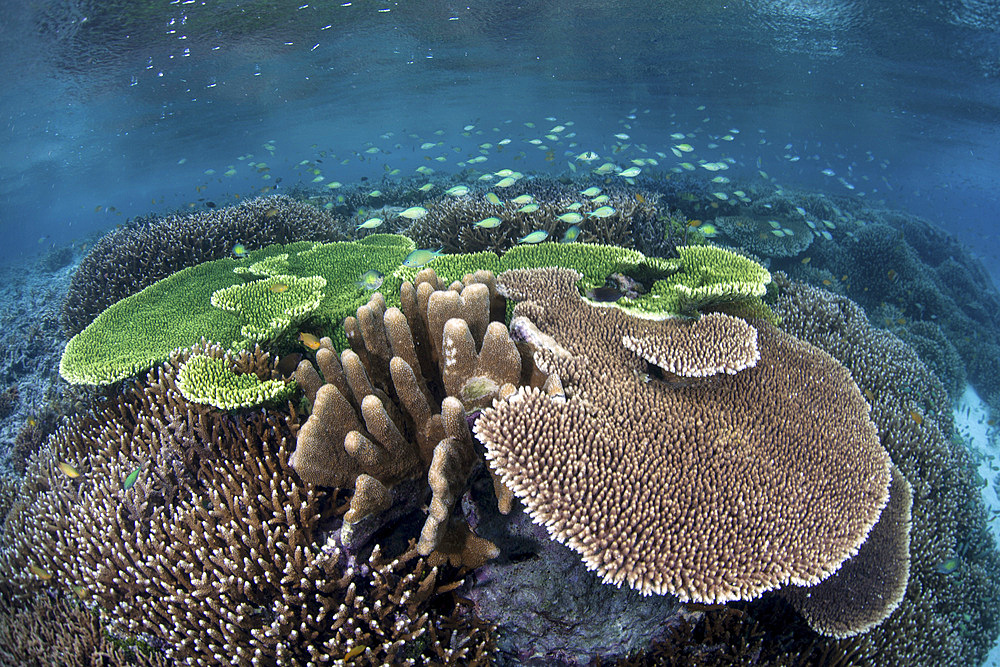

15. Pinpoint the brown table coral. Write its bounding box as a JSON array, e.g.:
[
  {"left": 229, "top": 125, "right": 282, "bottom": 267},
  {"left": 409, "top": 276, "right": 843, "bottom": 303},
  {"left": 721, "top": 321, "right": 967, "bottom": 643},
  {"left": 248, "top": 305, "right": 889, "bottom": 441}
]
[{"left": 474, "top": 266, "right": 895, "bottom": 611}]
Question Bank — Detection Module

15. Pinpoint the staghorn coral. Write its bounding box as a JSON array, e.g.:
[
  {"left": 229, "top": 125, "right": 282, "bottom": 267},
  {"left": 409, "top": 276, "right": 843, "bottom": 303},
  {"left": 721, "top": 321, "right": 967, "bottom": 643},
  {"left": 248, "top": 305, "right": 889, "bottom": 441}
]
[
  {"left": 0, "top": 344, "right": 493, "bottom": 665},
  {"left": 61, "top": 194, "right": 350, "bottom": 337},
  {"left": 291, "top": 269, "right": 517, "bottom": 561},
  {"left": 0, "top": 589, "right": 168, "bottom": 667},
  {"left": 773, "top": 274, "right": 1000, "bottom": 666},
  {"left": 475, "top": 267, "right": 894, "bottom": 611},
  {"left": 715, "top": 212, "right": 814, "bottom": 258}
]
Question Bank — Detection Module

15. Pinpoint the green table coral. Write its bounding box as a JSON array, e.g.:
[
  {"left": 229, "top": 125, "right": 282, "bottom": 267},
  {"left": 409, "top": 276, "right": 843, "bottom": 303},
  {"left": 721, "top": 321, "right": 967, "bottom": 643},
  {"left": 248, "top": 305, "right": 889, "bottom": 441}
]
[
  {"left": 60, "top": 236, "right": 416, "bottom": 385},
  {"left": 176, "top": 352, "right": 293, "bottom": 410},
  {"left": 60, "top": 235, "right": 772, "bottom": 397}
]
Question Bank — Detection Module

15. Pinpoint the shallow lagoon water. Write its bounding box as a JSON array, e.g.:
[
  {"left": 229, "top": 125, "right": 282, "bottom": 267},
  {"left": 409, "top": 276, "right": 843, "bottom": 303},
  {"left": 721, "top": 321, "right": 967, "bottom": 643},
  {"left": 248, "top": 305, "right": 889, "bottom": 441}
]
[{"left": 1, "top": 1, "right": 1000, "bottom": 665}]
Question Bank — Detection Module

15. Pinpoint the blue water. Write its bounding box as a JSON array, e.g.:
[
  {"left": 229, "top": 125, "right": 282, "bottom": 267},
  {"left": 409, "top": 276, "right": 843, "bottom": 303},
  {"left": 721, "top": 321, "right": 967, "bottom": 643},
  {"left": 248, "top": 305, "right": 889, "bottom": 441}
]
[{"left": 2, "top": 0, "right": 999, "bottom": 283}]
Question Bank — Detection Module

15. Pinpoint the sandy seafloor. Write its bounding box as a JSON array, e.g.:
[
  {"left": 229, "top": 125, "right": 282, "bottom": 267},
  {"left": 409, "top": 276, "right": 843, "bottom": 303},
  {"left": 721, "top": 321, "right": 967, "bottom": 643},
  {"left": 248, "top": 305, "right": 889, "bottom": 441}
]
[
  {"left": 959, "top": 385, "right": 1000, "bottom": 666},
  {"left": 2, "top": 235, "right": 1000, "bottom": 662}
]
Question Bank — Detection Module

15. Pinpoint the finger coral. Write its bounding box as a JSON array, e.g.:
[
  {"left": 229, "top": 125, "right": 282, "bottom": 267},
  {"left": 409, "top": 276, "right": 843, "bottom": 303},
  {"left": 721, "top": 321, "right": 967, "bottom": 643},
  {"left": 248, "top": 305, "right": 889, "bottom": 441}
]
[
  {"left": 475, "top": 266, "right": 893, "bottom": 609},
  {"left": 291, "top": 269, "right": 517, "bottom": 560}
]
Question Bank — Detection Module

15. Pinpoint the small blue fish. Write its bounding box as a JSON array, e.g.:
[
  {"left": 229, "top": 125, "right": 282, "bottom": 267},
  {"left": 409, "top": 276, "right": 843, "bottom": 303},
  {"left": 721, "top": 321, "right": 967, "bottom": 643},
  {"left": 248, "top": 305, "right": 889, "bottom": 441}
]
[
  {"left": 517, "top": 230, "right": 549, "bottom": 244},
  {"left": 403, "top": 248, "right": 443, "bottom": 268},
  {"left": 356, "top": 269, "right": 384, "bottom": 290},
  {"left": 559, "top": 225, "right": 582, "bottom": 244}
]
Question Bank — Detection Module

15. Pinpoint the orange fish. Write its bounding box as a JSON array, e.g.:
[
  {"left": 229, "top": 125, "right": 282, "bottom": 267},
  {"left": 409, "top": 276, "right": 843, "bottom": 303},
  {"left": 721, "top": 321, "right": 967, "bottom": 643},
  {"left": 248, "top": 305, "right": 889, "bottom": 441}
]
[
  {"left": 269, "top": 283, "right": 289, "bottom": 294},
  {"left": 801, "top": 257, "right": 811, "bottom": 264},
  {"left": 822, "top": 279, "right": 832, "bottom": 286},
  {"left": 298, "top": 332, "right": 321, "bottom": 350},
  {"left": 909, "top": 411, "right": 923, "bottom": 425},
  {"left": 687, "top": 219, "right": 702, "bottom": 227},
  {"left": 864, "top": 388, "right": 876, "bottom": 403},
  {"left": 344, "top": 645, "right": 366, "bottom": 660},
  {"left": 264, "top": 206, "right": 280, "bottom": 218},
  {"left": 635, "top": 193, "right": 647, "bottom": 205}
]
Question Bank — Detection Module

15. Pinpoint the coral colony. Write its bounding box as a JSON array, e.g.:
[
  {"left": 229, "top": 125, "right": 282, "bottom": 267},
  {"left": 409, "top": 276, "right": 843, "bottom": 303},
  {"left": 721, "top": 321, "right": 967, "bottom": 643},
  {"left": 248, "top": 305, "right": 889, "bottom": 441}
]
[{"left": 2, "top": 183, "right": 998, "bottom": 666}]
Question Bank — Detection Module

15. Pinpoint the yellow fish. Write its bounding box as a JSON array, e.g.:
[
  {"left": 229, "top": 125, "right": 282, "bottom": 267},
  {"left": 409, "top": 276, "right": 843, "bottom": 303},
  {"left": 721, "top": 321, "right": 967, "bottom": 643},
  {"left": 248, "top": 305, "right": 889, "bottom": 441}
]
[
  {"left": 298, "top": 332, "right": 322, "bottom": 350},
  {"left": 58, "top": 461, "right": 81, "bottom": 479}
]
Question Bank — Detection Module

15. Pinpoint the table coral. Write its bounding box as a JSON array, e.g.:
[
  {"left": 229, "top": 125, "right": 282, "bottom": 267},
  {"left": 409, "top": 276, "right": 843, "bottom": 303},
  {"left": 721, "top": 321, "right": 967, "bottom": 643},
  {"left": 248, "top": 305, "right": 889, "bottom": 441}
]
[{"left": 475, "top": 267, "right": 894, "bottom": 614}]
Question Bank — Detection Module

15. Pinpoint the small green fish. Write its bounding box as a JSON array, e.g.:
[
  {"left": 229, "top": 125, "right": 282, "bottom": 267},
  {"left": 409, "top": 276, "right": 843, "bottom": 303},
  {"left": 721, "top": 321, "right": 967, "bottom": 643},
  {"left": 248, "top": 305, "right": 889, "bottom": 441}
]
[
  {"left": 590, "top": 195, "right": 610, "bottom": 204},
  {"left": 699, "top": 223, "right": 718, "bottom": 238},
  {"left": 517, "top": 203, "right": 540, "bottom": 213},
  {"left": 559, "top": 225, "right": 582, "bottom": 243},
  {"left": 935, "top": 557, "right": 960, "bottom": 574},
  {"left": 123, "top": 468, "right": 141, "bottom": 490},
  {"left": 398, "top": 206, "right": 428, "bottom": 220},
  {"left": 403, "top": 248, "right": 443, "bottom": 267},
  {"left": 368, "top": 190, "right": 383, "bottom": 197},
  {"left": 356, "top": 269, "right": 385, "bottom": 290},
  {"left": 619, "top": 167, "right": 642, "bottom": 178},
  {"left": 445, "top": 185, "right": 469, "bottom": 196},
  {"left": 232, "top": 243, "right": 248, "bottom": 257},
  {"left": 580, "top": 186, "right": 602, "bottom": 197},
  {"left": 517, "top": 230, "right": 549, "bottom": 244},
  {"left": 357, "top": 218, "right": 383, "bottom": 230},
  {"left": 511, "top": 194, "right": 534, "bottom": 205},
  {"left": 495, "top": 176, "right": 518, "bottom": 188},
  {"left": 556, "top": 212, "right": 584, "bottom": 224},
  {"left": 418, "top": 183, "right": 435, "bottom": 192},
  {"left": 566, "top": 202, "right": 583, "bottom": 211},
  {"left": 475, "top": 217, "right": 502, "bottom": 229},
  {"left": 484, "top": 192, "right": 501, "bottom": 205},
  {"left": 674, "top": 143, "right": 694, "bottom": 152},
  {"left": 588, "top": 206, "right": 616, "bottom": 218}
]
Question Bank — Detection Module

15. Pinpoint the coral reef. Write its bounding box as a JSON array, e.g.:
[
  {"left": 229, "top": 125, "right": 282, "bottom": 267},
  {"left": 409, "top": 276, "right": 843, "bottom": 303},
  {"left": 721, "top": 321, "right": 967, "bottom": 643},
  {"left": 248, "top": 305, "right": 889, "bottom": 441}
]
[
  {"left": 476, "top": 267, "right": 895, "bottom": 611},
  {"left": 61, "top": 194, "right": 350, "bottom": 337},
  {"left": 0, "top": 590, "right": 168, "bottom": 666},
  {"left": 0, "top": 345, "right": 493, "bottom": 665},
  {"left": 773, "top": 274, "right": 1000, "bottom": 665}
]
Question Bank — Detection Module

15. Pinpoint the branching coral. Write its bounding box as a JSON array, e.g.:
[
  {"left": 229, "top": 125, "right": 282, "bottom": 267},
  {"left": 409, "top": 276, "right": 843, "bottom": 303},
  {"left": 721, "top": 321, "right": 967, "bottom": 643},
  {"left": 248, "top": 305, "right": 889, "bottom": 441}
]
[{"left": 0, "top": 344, "right": 493, "bottom": 665}]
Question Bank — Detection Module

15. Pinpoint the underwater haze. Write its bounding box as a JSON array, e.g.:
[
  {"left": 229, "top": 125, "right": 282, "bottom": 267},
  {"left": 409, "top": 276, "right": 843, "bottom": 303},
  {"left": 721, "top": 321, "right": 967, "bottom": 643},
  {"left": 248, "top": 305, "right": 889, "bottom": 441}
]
[
  {"left": 1, "top": 0, "right": 999, "bottom": 280},
  {"left": 4, "top": 1, "right": 1000, "bottom": 666}
]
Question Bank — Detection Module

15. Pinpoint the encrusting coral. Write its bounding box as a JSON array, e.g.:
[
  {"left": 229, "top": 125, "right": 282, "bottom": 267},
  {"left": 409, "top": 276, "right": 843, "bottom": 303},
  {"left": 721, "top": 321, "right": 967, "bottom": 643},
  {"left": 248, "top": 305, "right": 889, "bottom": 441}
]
[
  {"left": 291, "top": 269, "right": 518, "bottom": 564},
  {"left": 0, "top": 343, "right": 494, "bottom": 665},
  {"left": 474, "top": 267, "right": 897, "bottom": 617}
]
